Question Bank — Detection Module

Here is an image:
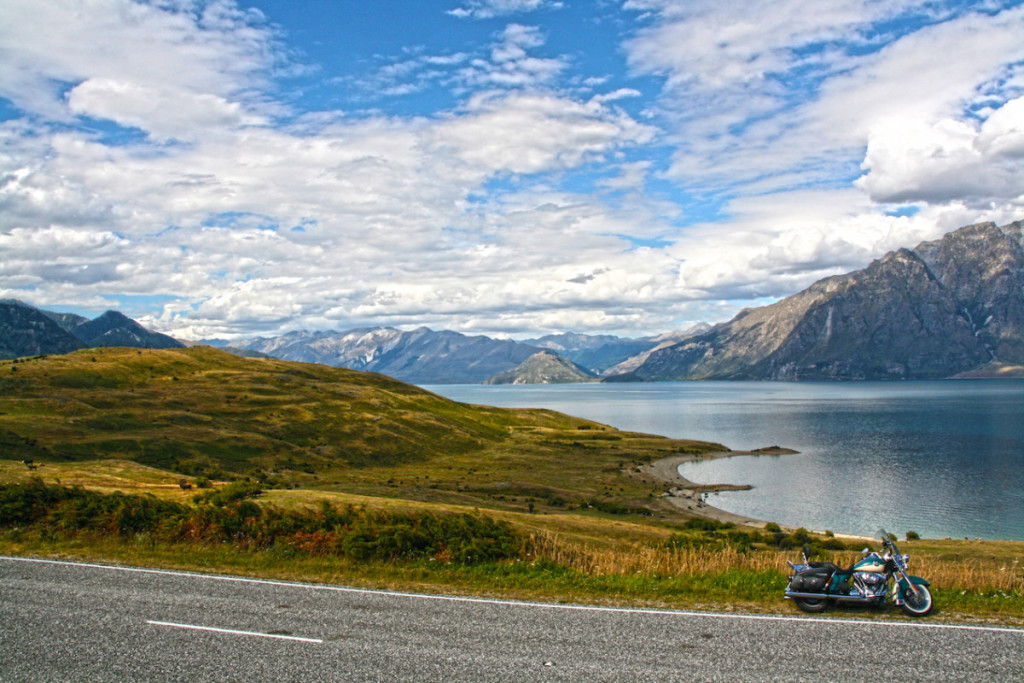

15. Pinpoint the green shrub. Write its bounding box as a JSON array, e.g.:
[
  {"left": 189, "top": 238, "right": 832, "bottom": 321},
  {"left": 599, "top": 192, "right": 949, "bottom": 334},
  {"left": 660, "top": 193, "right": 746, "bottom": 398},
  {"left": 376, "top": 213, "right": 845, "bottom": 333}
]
[
  {"left": 0, "top": 482, "right": 521, "bottom": 565},
  {"left": 192, "top": 480, "right": 263, "bottom": 505}
]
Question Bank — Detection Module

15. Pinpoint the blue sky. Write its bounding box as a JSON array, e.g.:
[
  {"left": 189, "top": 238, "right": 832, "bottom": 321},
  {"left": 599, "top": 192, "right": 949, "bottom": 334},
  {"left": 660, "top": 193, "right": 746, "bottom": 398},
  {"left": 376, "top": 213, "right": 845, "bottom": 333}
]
[{"left": 1, "top": 0, "right": 1022, "bottom": 340}]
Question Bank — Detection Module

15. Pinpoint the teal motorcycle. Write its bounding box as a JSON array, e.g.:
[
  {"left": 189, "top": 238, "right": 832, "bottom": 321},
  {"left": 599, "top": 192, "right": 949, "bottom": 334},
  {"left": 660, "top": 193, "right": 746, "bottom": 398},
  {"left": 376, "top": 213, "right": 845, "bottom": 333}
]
[{"left": 784, "top": 530, "right": 933, "bottom": 616}]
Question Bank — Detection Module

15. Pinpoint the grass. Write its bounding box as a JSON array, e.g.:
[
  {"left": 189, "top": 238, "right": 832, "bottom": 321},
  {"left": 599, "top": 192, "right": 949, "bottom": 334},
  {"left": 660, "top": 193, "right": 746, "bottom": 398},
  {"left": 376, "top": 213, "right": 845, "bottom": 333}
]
[
  {"left": 0, "top": 347, "right": 723, "bottom": 515},
  {"left": 2, "top": 477, "right": 1021, "bottom": 624},
  {"left": 1, "top": 347, "right": 1022, "bottom": 625}
]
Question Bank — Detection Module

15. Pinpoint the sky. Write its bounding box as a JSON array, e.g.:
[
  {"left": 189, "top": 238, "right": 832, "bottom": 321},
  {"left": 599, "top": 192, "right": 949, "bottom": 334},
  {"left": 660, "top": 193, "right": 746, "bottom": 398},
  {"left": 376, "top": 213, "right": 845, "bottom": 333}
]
[{"left": 1, "top": 0, "right": 1023, "bottom": 341}]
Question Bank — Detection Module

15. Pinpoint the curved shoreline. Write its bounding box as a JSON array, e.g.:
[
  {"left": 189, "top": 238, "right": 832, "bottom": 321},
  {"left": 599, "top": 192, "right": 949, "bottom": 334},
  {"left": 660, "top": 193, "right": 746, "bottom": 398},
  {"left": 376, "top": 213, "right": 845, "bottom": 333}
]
[
  {"left": 635, "top": 447, "right": 876, "bottom": 541},
  {"left": 634, "top": 447, "right": 797, "bottom": 529}
]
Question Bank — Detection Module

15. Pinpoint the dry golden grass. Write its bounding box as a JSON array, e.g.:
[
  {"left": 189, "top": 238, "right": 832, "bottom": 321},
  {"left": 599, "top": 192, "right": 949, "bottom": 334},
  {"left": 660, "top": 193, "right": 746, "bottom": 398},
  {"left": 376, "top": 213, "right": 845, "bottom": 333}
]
[
  {"left": 525, "top": 531, "right": 779, "bottom": 576},
  {"left": 524, "top": 531, "right": 1024, "bottom": 596}
]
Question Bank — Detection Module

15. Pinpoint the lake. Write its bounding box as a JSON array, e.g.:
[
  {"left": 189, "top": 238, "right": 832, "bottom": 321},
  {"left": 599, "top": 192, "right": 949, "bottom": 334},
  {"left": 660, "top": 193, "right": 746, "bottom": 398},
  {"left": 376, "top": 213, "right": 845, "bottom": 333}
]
[{"left": 423, "top": 380, "right": 1024, "bottom": 541}]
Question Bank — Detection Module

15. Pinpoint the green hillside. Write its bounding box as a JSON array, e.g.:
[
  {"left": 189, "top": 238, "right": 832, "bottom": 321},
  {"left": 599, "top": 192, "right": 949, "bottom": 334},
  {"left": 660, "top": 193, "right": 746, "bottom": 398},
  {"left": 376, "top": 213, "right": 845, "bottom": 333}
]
[{"left": 0, "top": 346, "right": 723, "bottom": 515}]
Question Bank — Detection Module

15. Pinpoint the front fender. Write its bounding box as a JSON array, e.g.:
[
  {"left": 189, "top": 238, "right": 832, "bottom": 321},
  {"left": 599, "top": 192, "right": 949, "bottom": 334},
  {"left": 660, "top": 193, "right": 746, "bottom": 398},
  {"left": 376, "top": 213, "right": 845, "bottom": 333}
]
[
  {"left": 897, "top": 576, "right": 930, "bottom": 601},
  {"left": 899, "top": 575, "right": 930, "bottom": 588}
]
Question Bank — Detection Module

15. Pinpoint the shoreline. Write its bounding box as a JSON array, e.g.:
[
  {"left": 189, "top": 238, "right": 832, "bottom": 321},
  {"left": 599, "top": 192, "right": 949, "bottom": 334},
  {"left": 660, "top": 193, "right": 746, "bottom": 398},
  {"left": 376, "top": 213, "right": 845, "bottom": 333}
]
[{"left": 631, "top": 447, "right": 874, "bottom": 541}]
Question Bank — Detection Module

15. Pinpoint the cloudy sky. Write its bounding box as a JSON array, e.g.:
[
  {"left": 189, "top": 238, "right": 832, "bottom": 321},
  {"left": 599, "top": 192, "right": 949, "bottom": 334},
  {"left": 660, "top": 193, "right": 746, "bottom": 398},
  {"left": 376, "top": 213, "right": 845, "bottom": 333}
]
[{"left": 1, "top": 0, "right": 1022, "bottom": 340}]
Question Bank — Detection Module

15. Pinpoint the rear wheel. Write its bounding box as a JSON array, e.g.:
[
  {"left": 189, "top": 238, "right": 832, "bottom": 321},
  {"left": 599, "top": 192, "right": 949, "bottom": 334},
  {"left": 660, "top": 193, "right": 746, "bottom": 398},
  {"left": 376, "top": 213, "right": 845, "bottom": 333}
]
[
  {"left": 900, "top": 583, "right": 933, "bottom": 617},
  {"left": 793, "top": 597, "right": 828, "bottom": 613}
]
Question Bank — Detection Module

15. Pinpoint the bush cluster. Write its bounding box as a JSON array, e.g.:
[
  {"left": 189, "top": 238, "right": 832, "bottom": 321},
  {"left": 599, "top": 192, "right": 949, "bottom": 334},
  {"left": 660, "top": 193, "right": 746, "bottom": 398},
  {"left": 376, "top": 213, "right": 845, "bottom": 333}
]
[
  {"left": 664, "top": 518, "right": 850, "bottom": 553},
  {"left": 0, "top": 479, "right": 521, "bottom": 564}
]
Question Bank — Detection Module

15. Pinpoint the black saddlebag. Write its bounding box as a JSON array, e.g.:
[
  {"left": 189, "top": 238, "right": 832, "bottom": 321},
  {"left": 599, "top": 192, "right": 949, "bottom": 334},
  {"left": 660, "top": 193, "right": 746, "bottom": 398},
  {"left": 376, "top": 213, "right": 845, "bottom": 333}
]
[{"left": 790, "top": 569, "right": 830, "bottom": 593}]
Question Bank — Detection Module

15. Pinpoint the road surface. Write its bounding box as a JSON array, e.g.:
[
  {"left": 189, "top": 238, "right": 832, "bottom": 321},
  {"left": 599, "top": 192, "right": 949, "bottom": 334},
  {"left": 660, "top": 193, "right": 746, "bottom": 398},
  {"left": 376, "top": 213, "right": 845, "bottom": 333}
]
[{"left": 2, "top": 556, "right": 1022, "bottom": 681}]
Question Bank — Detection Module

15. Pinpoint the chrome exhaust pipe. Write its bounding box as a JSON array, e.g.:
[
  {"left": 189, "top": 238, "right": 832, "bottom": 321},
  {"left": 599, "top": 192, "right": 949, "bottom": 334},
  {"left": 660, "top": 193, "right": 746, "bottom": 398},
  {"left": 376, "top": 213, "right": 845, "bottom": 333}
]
[{"left": 785, "top": 591, "right": 878, "bottom": 603}]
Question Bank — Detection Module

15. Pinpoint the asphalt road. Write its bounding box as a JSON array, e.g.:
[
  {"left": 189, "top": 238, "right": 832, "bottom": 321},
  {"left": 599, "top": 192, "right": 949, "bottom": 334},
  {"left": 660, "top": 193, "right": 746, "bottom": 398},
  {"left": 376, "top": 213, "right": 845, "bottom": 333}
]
[{"left": 2, "top": 556, "right": 1023, "bottom": 682}]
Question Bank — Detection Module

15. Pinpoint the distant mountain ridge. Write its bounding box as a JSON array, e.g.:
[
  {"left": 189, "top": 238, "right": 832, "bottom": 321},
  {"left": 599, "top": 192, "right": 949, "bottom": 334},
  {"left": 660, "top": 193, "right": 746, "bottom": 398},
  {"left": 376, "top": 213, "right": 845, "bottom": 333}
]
[
  {"left": 230, "top": 328, "right": 675, "bottom": 384},
  {"left": 615, "top": 221, "right": 1024, "bottom": 381},
  {"left": 521, "top": 332, "right": 660, "bottom": 374},
  {"left": 0, "top": 301, "right": 183, "bottom": 360},
  {"left": 236, "top": 327, "right": 544, "bottom": 385}
]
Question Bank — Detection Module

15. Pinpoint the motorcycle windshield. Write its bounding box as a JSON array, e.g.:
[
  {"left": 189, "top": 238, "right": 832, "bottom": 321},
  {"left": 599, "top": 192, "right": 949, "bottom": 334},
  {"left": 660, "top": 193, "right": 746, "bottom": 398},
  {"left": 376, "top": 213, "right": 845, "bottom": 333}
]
[{"left": 877, "top": 528, "right": 901, "bottom": 555}]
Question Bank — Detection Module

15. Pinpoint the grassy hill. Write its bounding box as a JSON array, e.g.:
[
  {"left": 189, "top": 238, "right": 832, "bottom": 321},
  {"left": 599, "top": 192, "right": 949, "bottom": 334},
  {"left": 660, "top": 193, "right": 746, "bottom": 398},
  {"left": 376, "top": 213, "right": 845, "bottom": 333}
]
[{"left": 0, "top": 346, "right": 722, "bottom": 517}]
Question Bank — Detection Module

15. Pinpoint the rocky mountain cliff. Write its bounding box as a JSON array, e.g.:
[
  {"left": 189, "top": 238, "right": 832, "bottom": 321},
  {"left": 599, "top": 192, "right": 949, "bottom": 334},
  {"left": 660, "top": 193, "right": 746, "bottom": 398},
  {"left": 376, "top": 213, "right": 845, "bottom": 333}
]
[
  {"left": 484, "top": 350, "right": 598, "bottom": 385},
  {"left": 615, "top": 221, "right": 1024, "bottom": 381}
]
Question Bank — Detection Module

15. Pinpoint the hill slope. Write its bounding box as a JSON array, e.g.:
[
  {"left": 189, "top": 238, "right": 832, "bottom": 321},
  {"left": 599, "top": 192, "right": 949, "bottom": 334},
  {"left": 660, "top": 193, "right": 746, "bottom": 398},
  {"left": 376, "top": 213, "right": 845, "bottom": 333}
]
[
  {"left": 618, "top": 221, "right": 1024, "bottom": 380},
  {"left": 0, "top": 347, "right": 723, "bottom": 512}
]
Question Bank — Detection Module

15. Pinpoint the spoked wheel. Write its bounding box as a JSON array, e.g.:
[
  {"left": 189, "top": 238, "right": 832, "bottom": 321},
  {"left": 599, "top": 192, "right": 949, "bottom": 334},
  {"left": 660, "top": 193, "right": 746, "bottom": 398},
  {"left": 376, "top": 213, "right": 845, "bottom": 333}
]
[
  {"left": 900, "top": 583, "right": 933, "bottom": 617},
  {"left": 793, "top": 597, "right": 829, "bottom": 613}
]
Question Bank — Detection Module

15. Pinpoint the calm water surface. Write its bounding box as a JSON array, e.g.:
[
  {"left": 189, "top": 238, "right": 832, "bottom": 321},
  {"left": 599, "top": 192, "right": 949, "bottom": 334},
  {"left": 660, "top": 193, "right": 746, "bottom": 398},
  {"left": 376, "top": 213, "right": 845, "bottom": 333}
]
[{"left": 423, "top": 381, "right": 1024, "bottom": 541}]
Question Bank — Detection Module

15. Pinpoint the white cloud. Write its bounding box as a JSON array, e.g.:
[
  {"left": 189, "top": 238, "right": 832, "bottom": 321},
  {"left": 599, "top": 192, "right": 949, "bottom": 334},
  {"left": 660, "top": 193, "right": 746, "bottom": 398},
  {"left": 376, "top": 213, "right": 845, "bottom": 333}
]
[
  {"left": 0, "top": 6, "right": 659, "bottom": 339},
  {"left": 2, "top": 0, "right": 1022, "bottom": 341},
  {"left": 856, "top": 98, "right": 1024, "bottom": 206},
  {"left": 0, "top": 0, "right": 277, "bottom": 120},
  {"left": 456, "top": 24, "right": 568, "bottom": 89},
  {"left": 449, "top": 0, "right": 564, "bottom": 20},
  {"left": 66, "top": 78, "right": 264, "bottom": 141},
  {"left": 430, "top": 91, "right": 655, "bottom": 175},
  {"left": 625, "top": 1, "right": 1024, "bottom": 196}
]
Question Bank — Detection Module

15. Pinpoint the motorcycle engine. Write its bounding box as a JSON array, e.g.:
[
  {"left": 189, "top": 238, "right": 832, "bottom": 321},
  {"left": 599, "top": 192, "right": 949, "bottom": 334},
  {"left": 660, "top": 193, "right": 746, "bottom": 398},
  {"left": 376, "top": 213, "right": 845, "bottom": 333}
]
[{"left": 854, "top": 571, "right": 886, "bottom": 596}]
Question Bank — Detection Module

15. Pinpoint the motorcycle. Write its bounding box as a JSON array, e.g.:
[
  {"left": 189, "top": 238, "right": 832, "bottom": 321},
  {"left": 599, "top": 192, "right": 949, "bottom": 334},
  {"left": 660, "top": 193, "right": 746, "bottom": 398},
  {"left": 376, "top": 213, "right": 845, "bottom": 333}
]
[{"left": 784, "top": 529, "right": 933, "bottom": 616}]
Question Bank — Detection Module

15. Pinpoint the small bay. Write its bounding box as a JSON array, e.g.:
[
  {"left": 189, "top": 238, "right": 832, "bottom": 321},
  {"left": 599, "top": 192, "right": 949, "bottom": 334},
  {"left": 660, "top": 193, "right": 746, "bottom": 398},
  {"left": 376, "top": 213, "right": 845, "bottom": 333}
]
[{"left": 423, "top": 380, "right": 1024, "bottom": 541}]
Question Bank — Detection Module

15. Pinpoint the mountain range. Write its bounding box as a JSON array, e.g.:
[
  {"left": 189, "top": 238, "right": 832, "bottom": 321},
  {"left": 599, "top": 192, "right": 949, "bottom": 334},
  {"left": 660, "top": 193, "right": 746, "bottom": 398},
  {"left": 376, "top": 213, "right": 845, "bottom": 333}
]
[
  {"left": 226, "top": 327, "right": 672, "bottom": 384},
  {"left": 4, "top": 220, "right": 1023, "bottom": 382}
]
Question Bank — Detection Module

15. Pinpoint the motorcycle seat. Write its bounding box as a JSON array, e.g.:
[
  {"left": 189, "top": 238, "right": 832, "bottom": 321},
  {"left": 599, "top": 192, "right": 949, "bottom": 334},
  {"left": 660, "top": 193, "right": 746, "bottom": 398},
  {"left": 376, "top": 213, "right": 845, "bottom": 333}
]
[{"left": 807, "top": 561, "right": 841, "bottom": 572}]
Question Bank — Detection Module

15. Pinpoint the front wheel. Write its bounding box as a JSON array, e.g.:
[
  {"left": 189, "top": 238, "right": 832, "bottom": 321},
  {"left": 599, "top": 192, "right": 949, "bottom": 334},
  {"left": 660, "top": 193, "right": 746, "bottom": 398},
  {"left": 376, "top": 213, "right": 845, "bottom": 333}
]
[
  {"left": 793, "top": 597, "right": 828, "bottom": 613},
  {"left": 900, "top": 583, "right": 933, "bottom": 617}
]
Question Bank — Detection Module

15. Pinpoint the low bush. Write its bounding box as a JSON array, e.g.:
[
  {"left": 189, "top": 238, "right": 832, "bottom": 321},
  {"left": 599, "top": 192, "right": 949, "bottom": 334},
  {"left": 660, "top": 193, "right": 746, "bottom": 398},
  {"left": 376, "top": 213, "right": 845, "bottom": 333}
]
[{"left": 0, "top": 481, "right": 521, "bottom": 565}]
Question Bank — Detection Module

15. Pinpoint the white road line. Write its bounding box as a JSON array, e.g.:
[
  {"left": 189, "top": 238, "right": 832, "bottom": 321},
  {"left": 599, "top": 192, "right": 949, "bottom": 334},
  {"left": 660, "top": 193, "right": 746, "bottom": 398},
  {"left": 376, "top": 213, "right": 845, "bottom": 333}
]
[
  {"left": 5, "top": 555, "right": 1024, "bottom": 636},
  {"left": 147, "top": 620, "right": 322, "bottom": 643}
]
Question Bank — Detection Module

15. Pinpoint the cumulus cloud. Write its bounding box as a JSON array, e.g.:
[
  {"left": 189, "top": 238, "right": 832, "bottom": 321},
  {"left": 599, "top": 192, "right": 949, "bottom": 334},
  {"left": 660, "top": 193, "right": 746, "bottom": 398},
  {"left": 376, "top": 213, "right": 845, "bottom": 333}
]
[
  {"left": 430, "top": 91, "right": 655, "bottom": 175},
  {"left": 857, "top": 98, "right": 1024, "bottom": 206},
  {"left": 0, "top": 2, "right": 665, "bottom": 338},
  {"left": 66, "top": 78, "right": 264, "bottom": 141},
  {"left": 613, "top": 0, "right": 1024, "bottom": 306}
]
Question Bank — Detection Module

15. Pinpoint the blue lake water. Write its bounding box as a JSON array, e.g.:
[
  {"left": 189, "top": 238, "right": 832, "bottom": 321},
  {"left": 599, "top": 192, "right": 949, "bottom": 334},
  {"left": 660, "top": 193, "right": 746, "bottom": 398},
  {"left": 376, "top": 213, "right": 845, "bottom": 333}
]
[{"left": 423, "top": 381, "right": 1024, "bottom": 541}]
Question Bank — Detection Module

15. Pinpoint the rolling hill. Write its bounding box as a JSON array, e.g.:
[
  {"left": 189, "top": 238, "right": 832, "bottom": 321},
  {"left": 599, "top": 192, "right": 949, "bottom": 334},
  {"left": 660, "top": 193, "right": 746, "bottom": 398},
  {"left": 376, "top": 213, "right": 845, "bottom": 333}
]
[{"left": 0, "top": 346, "right": 723, "bottom": 513}]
